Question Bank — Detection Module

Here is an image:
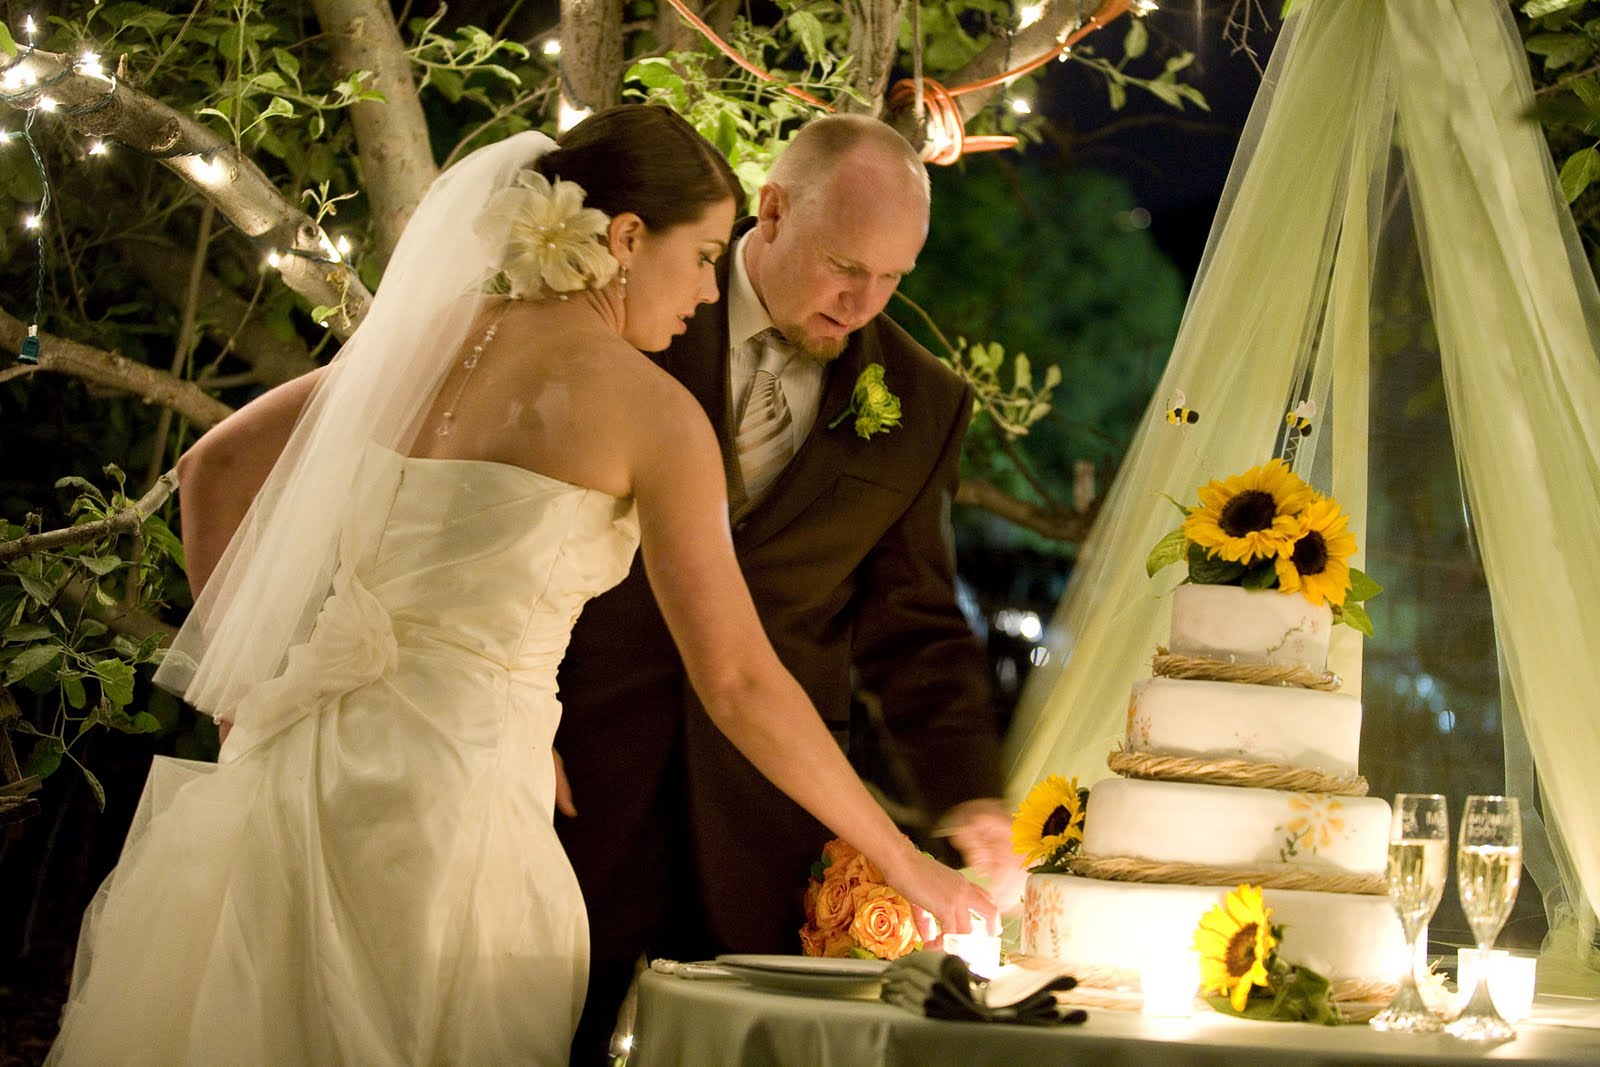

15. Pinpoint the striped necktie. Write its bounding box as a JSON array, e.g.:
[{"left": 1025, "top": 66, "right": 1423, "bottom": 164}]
[{"left": 732, "top": 330, "right": 796, "bottom": 511}]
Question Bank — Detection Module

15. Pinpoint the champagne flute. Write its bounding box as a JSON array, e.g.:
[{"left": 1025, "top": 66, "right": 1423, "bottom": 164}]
[
  {"left": 1370, "top": 794, "right": 1449, "bottom": 1032},
  {"left": 1445, "top": 795, "right": 1522, "bottom": 1042}
]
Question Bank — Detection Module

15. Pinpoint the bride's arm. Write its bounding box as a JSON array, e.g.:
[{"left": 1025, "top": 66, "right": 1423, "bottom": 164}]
[
  {"left": 175, "top": 368, "right": 324, "bottom": 597},
  {"left": 627, "top": 385, "right": 998, "bottom": 940}
]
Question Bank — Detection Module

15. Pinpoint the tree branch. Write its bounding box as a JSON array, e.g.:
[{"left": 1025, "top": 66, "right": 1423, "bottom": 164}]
[
  {"left": 955, "top": 477, "right": 1098, "bottom": 542},
  {"left": 0, "top": 48, "right": 371, "bottom": 339},
  {"left": 0, "top": 309, "right": 233, "bottom": 428},
  {"left": 0, "top": 472, "right": 178, "bottom": 565},
  {"left": 116, "top": 240, "right": 316, "bottom": 386},
  {"left": 310, "top": 0, "right": 439, "bottom": 262},
  {"left": 945, "top": 0, "right": 1106, "bottom": 122}
]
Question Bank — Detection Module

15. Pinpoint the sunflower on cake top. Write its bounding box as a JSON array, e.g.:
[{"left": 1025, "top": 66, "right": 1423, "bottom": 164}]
[{"left": 1013, "top": 406, "right": 1406, "bottom": 1022}]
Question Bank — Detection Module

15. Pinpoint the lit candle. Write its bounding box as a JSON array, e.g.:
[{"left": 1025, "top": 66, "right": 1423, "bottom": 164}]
[
  {"left": 1141, "top": 947, "right": 1201, "bottom": 1017},
  {"left": 943, "top": 931, "right": 1002, "bottom": 978},
  {"left": 1457, "top": 948, "right": 1536, "bottom": 1024}
]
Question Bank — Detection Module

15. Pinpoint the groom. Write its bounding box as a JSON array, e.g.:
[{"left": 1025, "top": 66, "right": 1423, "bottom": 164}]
[{"left": 554, "top": 114, "right": 1014, "bottom": 1063}]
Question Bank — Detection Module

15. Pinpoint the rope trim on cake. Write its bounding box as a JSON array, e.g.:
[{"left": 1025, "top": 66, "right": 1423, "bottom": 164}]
[
  {"left": 1153, "top": 646, "right": 1342, "bottom": 692},
  {"left": 1068, "top": 853, "right": 1387, "bottom": 895},
  {"left": 1107, "top": 748, "right": 1370, "bottom": 797}
]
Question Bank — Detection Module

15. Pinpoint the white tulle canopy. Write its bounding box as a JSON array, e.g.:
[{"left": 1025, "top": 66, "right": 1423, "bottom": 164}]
[{"left": 1005, "top": 0, "right": 1600, "bottom": 992}]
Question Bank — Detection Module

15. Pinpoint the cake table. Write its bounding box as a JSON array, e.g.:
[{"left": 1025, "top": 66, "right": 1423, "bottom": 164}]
[{"left": 630, "top": 969, "right": 1600, "bottom": 1066}]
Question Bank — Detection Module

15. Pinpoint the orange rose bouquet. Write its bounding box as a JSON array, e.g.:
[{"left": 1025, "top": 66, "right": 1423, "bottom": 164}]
[{"left": 798, "top": 839, "right": 922, "bottom": 961}]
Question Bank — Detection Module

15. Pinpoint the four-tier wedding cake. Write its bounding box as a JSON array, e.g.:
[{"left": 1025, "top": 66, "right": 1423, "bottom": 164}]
[{"left": 1020, "top": 583, "right": 1406, "bottom": 1000}]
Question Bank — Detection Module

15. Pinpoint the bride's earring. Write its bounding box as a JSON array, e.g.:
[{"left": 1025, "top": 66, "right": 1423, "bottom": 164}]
[{"left": 619, "top": 265, "right": 629, "bottom": 291}]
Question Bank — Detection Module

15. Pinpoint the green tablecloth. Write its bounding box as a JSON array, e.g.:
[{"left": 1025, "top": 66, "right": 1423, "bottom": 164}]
[{"left": 632, "top": 970, "right": 1600, "bottom": 1066}]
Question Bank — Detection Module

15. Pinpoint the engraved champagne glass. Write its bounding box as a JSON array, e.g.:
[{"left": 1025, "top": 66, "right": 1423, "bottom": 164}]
[
  {"left": 1369, "top": 793, "right": 1449, "bottom": 1033},
  {"left": 1445, "top": 795, "right": 1522, "bottom": 1041}
]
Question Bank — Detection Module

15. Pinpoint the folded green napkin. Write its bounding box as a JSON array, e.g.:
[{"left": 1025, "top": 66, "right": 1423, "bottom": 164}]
[{"left": 882, "top": 951, "right": 1086, "bottom": 1026}]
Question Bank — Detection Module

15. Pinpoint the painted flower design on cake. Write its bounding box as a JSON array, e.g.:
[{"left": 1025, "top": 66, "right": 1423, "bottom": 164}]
[{"left": 1276, "top": 793, "right": 1348, "bottom": 861}]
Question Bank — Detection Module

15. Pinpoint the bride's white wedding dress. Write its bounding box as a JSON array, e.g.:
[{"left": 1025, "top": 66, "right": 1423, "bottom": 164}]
[{"left": 49, "top": 450, "right": 640, "bottom": 1066}]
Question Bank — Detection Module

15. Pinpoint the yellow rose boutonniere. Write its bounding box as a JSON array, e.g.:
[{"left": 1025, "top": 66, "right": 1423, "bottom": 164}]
[{"left": 828, "top": 363, "right": 902, "bottom": 440}]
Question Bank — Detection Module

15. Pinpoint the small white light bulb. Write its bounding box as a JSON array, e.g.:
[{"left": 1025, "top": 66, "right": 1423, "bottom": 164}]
[
  {"left": 335, "top": 235, "right": 352, "bottom": 257},
  {"left": 542, "top": 39, "right": 561, "bottom": 57},
  {"left": 1018, "top": 3, "right": 1046, "bottom": 30},
  {"left": 1011, "top": 97, "right": 1033, "bottom": 115},
  {"left": 36, "top": 96, "right": 58, "bottom": 112},
  {"left": 23, "top": 15, "right": 36, "bottom": 38},
  {"left": 88, "top": 139, "right": 107, "bottom": 155},
  {"left": 23, "top": 213, "right": 41, "bottom": 231},
  {"left": 267, "top": 250, "right": 282, "bottom": 269}
]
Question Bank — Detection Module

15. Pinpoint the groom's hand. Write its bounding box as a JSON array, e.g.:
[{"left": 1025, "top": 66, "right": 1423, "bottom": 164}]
[
  {"left": 937, "top": 798, "right": 1026, "bottom": 914},
  {"left": 553, "top": 748, "right": 577, "bottom": 817}
]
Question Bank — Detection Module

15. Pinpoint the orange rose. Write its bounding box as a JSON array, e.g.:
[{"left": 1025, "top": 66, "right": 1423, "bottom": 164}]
[
  {"left": 821, "top": 838, "right": 862, "bottom": 871},
  {"left": 848, "top": 885, "right": 920, "bottom": 960},
  {"left": 831, "top": 851, "right": 884, "bottom": 892},
  {"left": 811, "top": 872, "right": 858, "bottom": 934}
]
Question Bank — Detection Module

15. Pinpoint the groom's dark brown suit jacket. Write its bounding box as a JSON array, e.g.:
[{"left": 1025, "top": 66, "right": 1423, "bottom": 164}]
[{"left": 554, "top": 223, "right": 1000, "bottom": 964}]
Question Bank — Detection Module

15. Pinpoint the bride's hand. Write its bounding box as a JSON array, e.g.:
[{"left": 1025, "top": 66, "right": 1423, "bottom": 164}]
[{"left": 878, "top": 849, "right": 999, "bottom": 946}]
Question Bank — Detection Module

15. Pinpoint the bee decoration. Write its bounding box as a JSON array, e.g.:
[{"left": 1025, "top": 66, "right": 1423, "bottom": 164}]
[
  {"left": 1284, "top": 399, "right": 1316, "bottom": 437},
  {"left": 1165, "top": 390, "right": 1200, "bottom": 425}
]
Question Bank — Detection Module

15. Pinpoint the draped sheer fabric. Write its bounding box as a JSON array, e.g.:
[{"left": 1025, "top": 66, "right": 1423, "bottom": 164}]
[{"left": 1005, "top": 0, "right": 1599, "bottom": 991}]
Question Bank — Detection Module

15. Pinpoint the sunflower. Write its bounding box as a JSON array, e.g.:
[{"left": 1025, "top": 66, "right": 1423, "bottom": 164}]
[
  {"left": 1274, "top": 495, "right": 1358, "bottom": 606},
  {"left": 1183, "top": 459, "right": 1314, "bottom": 565},
  {"left": 1011, "top": 775, "right": 1084, "bottom": 868},
  {"left": 1193, "top": 884, "right": 1278, "bottom": 1012}
]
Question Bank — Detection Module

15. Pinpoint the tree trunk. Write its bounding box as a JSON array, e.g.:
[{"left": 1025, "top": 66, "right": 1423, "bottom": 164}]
[
  {"left": 309, "top": 0, "right": 439, "bottom": 264},
  {"left": 560, "top": 0, "right": 625, "bottom": 112},
  {"left": 844, "top": 0, "right": 907, "bottom": 115}
]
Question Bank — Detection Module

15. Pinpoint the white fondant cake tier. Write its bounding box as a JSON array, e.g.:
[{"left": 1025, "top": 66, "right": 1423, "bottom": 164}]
[
  {"left": 1169, "top": 584, "right": 1332, "bottom": 671},
  {"left": 1082, "top": 778, "right": 1390, "bottom": 875},
  {"left": 1127, "top": 677, "right": 1363, "bottom": 777},
  {"left": 1021, "top": 874, "right": 1405, "bottom": 987}
]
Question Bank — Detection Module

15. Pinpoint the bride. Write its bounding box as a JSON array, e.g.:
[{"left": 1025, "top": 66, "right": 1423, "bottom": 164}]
[{"left": 48, "top": 105, "right": 997, "bottom": 1065}]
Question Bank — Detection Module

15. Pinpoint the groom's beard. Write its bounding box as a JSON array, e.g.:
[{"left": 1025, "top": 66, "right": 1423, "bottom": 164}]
[{"left": 776, "top": 322, "right": 847, "bottom": 364}]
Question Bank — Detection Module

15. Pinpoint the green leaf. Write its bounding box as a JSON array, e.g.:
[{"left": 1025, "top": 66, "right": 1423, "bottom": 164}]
[
  {"left": 1186, "top": 542, "right": 1245, "bottom": 585},
  {"left": 18, "top": 572, "right": 57, "bottom": 605},
  {"left": 1124, "top": 18, "right": 1148, "bottom": 60},
  {"left": 26, "top": 736, "right": 63, "bottom": 779},
  {"left": 77, "top": 760, "right": 107, "bottom": 811},
  {"left": 1240, "top": 561, "right": 1279, "bottom": 590},
  {"left": 63, "top": 672, "right": 87, "bottom": 710},
  {"left": 5, "top": 643, "right": 60, "bottom": 683},
  {"left": 92, "top": 658, "right": 137, "bottom": 708},
  {"left": 1145, "top": 527, "right": 1188, "bottom": 577},
  {"left": 129, "top": 711, "right": 163, "bottom": 734},
  {"left": 1560, "top": 146, "right": 1600, "bottom": 203},
  {"left": 1345, "top": 567, "right": 1383, "bottom": 603},
  {"left": 1107, "top": 78, "right": 1127, "bottom": 111},
  {"left": 1335, "top": 600, "right": 1374, "bottom": 637},
  {"left": 1528, "top": 32, "right": 1594, "bottom": 70},
  {"left": 0, "top": 23, "right": 16, "bottom": 58},
  {"left": 3, "top": 623, "right": 52, "bottom": 642},
  {"left": 789, "top": 10, "right": 828, "bottom": 66},
  {"left": 1525, "top": 0, "right": 1586, "bottom": 15},
  {"left": 261, "top": 96, "right": 296, "bottom": 120},
  {"left": 80, "top": 554, "right": 124, "bottom": 576}
]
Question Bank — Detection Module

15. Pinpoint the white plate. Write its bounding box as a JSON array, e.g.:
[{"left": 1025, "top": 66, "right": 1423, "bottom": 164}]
[{"left": 715, "top": 954, "right": 889, "bottom": 999}]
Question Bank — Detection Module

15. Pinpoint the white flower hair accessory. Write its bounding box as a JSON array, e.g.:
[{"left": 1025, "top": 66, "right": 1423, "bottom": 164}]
[{"left": 473, "top": 169, "right": 618, "bottom": 298}]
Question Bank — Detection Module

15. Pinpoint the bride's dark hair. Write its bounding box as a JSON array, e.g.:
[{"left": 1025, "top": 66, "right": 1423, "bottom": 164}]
[{"left": 535, "top": 105, "right": 742, "bottom": 230}]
